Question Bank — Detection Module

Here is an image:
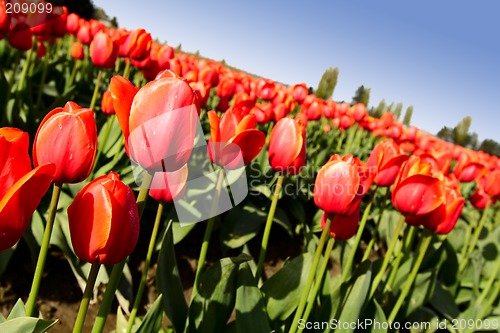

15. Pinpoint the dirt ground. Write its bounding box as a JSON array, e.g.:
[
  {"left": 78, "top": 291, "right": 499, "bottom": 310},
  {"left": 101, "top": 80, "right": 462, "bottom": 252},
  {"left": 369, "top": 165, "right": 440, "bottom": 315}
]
[{"left": 0, "top": 222, "right": 306, "bottom": 332}]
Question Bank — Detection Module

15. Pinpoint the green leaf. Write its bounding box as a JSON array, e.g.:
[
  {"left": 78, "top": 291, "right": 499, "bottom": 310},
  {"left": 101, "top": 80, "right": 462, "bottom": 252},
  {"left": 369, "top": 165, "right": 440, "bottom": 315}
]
[
  {"left": 430, "top": 281, "right": 459, "bottom": 320},
  {"left": 0, "top": 317, "right": 57, "bottom": 333},
  {"left": 261, "top": 252, "right": 313, "bottom": 322},
  {"left": 134, "top": 295, "right": 164, "bottom": 333},
  {"left": 403, "top": 270, "right": 437, "bottom": 318},
  {"left": 188, "top": 254, "right": 251, "bottom": 333},
  {"left": 172, "top": 220, "right": 195, "bottom": 245},
  {"left": 115, "top": 306, "right": 129, "bottom": 333},
  {"left": 221, "top": 203, "right": 266, "bottom": 249},
  {"left": 335, "top": 260, "right": 373, "bottom": 333},
  {"left": 406, "top": 307, "right": 441, "bottom": 333},
  {"left": 7, "top": 299, "right": 27, "bottom": 319},
  {"left": 0, "top": 246, "right": 14, "bottom": 276},
  {"left": 157, "top": 220, "right": 187, "bottom": 333},
  {"left": 235, "top": 263, "right": 271, "bottom": 333}
]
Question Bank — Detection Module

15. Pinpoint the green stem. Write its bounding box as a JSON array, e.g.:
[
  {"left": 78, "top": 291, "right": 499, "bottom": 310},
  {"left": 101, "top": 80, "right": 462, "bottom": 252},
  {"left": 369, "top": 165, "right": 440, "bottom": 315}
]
[
  {"left": 289, "top": 217, "right": 333, "bottom": 333},
  {"left": 362, "top": 236, "right": 376, "bottom": 261},
  {"left": 384, "top": 225, "right": 416, "bottom": 293},
  {"left": 477, "top": 278, "right": 500, "bottom": 320},
  {"left": 65, "top": 60, "right": 80, "bottom": 92},
  {"left": 255, "top": 175, "right": 284, "bottom": 283},
  {"left": 92, "top": 116, "right": 116, "bottom": 178},
  {"left": 341, "top": 186, "right": 377, "bottom": 282},
  {"left": 125, "top": 203, "right": 164, "bottom": 333},
  {"left": 299, "top": 237, "right": 335, "bottom": 331},
  {"left": 191, "top": 169, "right": 226, "bottom": 302},
  {"left": 36, "top": 42, "right": 51, "bottom": 112},
  {"left": 25, "top": 183, "right": 62, "bottom": 317},
  {"left": 369, "top": 214, "right": 405, "bottom": 299},
  {"left": 123, "top": 60, "right": 131, "bottom": 79},
  {"left": 17, "top": 36, "right": 36, "bottom": 93},
  {"left": 460, "top": 203, "right": 490, "bottom": 273},
  {"left": 91, "top": 173, "right": 152, "bottom": 333},
  {"left": 387, "top": 229, "right": 433, "bottom": 322},
  {"left": 335, "top": 130, "right": 346, "bottom": 152},
  {"left": 72, "top": 262, "right": 101, "bottom": 333},
  {"left": 343, "top": 124, "right": 358, "bottom": 154},
  {"left": 89, "top": 69, "right": 103, "bottom": 110},
  {"left": 476, "top": 250, "right": 500, "bottom": 305}
]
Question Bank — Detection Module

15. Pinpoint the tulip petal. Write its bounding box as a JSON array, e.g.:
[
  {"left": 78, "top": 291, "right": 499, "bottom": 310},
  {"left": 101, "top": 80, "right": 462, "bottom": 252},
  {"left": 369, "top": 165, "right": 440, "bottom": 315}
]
[
  {"left": 229, "top": 129, "right": 266, "bottom": 166},
  {"left": 392, "top": 174, "right": 445, "bottom": 215},
  {"left": 110, "top": 75, "right": 138, "bottom": 140}
]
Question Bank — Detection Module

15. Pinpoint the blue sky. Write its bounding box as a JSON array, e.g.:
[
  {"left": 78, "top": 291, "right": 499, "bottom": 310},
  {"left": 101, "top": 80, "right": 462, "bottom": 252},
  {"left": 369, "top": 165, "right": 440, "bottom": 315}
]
[{"left": 93, "top": 0, "right": 500, "bottom": 143}]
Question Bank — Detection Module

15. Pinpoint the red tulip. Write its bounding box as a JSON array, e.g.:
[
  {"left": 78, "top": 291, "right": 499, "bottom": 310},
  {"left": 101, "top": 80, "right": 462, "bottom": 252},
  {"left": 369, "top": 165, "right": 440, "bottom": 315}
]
[
  {"left": 207, "top": 107, "right": 265, "bottom": 168},
  {"left": 367, "top": 139, "right": 409, "bottom": 187},
  {"left": 71, "top": 41, "right": 85, "bottom": 60},
  {"left": 76, "top": 20, "right": 91, "bottom": 44},
  {"left": 314, "top": 154, "right": 371, "bottom": 216},
  {"left": 33, "top": 101, "right": 97, "bottom": 184},
  {"left": 391, "top": 155, "right": 445, "bottom": 216},
  {"left": 149, "top": 164, "right": 188, "bottom": 203},
  {"left": 120, "top": 28, "right": 152, "bottom": 61},
  {"left": 110, "top": 71, "right": 199, "bottom": 172},
  {"left": 90, "top": 31, "right": 118, "bottom": 68},
  {"left": 320, "top": 206, "right": 360, "bottom": 240},
  {"left": 66, "top": 13, "right": 80, "bottom": 35},
  {"left": 0, "top": 1, "right": 9, "bottom": 39},
  {"left": 289, "top": 83, "right": 308, "bottom": 104},
  {"left": 36, "top": 42, "right": 46, "bottom": 58},
  {"left": 68, "top": 172, "right": 139, "bottom": 264},
  {"left": 8, "top": 23, "right": 33, "bottom": 51},
  {"left": 0, "top": 128, "right": 55, "bottom": 252},
  {"left": 100, "top": 90, "right": 115, "bottom": 115},
  {"left": 268, "top": 117, "right": 306, "bottom": 175},
  {"left": 453, "top": 149, "right": 484, "bottom": 182}
]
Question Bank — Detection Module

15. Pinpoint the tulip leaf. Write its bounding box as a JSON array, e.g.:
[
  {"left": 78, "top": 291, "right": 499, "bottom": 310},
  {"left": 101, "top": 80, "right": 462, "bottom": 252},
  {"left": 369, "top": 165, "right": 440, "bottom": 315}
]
[
  {"left": 261, "top": 252, "right": 313, "bottom": 323},
  {"left": 134, "top": 295, "right": 164, "bottom": 333},
  {"left": 335, "top": 260, "right": 373, "bottom": 333},
  {"left": 221, "top": 203, "right": 267, "bottom": 249},
  {"left": 0, "top": 317, "right": 57, "bottom": 333},
  {"left": 7, "top": 299, "right": 27, "bottom": 319},
  {"left": 403, "top": 270, "right": 437, "bottom": 318},
  {"left": 362, "top": 299, "right": 388, "bottom": 333},
  {"left": 0, "top": 67, "right": 7, "bottom": 109},
  {"left": 235, "top": 263, "right": 271, "bottom": 333},
  {"left": 406, "top": 307, "right": 440, "bottom": 333},
  {"left": 157, "top": 220, "right": 188, "bottom": 333},
  {"left": 115, "top": 306, "right": 129, "bottom": 333},
  {"left": 429, "top": 281, "right": 460, "bottom": 320},
  {"left": 171, "top": 220, "right": 196, "bottom": 245},
  {"left": 188, "top": 254, "right": 252, "bottom": 333}
]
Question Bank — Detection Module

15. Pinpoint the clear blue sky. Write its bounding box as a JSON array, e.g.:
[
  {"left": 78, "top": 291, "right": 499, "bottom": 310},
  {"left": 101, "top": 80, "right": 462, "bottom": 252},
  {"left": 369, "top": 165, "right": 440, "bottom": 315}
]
[{"left": 93, "top": 0, "right": 500, "bottom": 143}]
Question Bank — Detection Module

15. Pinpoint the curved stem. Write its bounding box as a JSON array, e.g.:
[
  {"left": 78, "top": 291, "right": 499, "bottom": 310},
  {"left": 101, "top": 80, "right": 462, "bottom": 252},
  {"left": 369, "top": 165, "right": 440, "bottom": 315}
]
[
  {"left": 36, "top": 42, "right": 51, "bottom": 111},
  {"left": 341, "top": 186, "right": 377, "bottom": 282},
  {"left": 89, "top": 69, "right": 103, "bottom": 110},
  {"left": 125, "top": 202, "right": 164, "bottom": 333},
  {"left": 299, "top": 236, "right": 335, "bottom": 331},
  {"left": 17, "top": 36, "right": 36, "bottom": 93},
  {"left": 25, "top": 183, "right": 62, "bottom": 317},
  {"left": 123, "top": 60, "right": 131, "bottom": 79},
  {"left": 289, "top": 217, "right": 332, "bottom": 333},
  {"left": 255, "top": 175, "right": 284, "bottom": 282},
  {"left": 65, "top": 60, "right": 80, "bottom": 92},
  {"left": 191, "top": 169, "right": 226, "bottom": 302},
  {"left": 387, "top": 229, "right": 433, "bottom": 322},
  {"left": 369, "top": 214, "right": 405, "bottom": 299},
  {"left": 476, "top": 250, "right": 500, "bottom": 305},
  {"left": 335, "top": 130, "right": 346, "bottom": 152},
  {"left": 460, "top": 203, "right": 490, "bottom": 273},
  {"left": 91, "top": 173, "right": 152, "bottom": 333},
  {"left": 73, "top": 262, "right": 101, "bottom": 333}
]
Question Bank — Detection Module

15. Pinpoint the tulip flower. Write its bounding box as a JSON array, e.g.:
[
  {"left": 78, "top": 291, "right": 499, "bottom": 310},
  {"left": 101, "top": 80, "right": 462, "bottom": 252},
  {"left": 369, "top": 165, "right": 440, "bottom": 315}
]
[
  {"left": 33, "top": 101, "right": 97, "bottom": 184},
  {"left": 71, "top": 42, "right": 85, "bottom": 60},
  {"left": 149, "top": 164, "right": 189, "bottom": 203},
  {"left": 391, "top": 155, "right": 445, "bottom": 217},
  {"left": 320, "top": 207, "right": 360, "bottom": 240},
  {"left": 0, "top": 128, "right": 55, "bottom": 252},
  {"left": 66, "top": 13, "right": 80, "bottom": 35},
  {"left": 68, "top": 172, "right": 140, "bottom": 265},
  {"left": 110, "top": 70, "right": 199, "bottom": 172},
  {"left": 100, "top": 90, "right": 115, "bottom": 115},
  {"left": 207, "top": 107, "right": 266, "bottom": 168},
  {"left": 8, "top": 23, "right": 34, "bottom": 51},
  {"left": 453, "top": 149, "right": 484, "bottom": 182},
  {"left": 314, "top": 154, "right": 371, "bottom": 216},
  {"left": 0, "top": 1, "right": 9, "bottom": 39},
  {"left": 268, "top": 117, "right": 306, "bottom": 175},
  {"left": 120, "top": 28, "right": 152, "bottom": 61},
  {"left": 90, "top": 31, "right": 118, "bottom": 69},
  {"left": 367, "top": 139, "right": 409, "bottom": 187}
]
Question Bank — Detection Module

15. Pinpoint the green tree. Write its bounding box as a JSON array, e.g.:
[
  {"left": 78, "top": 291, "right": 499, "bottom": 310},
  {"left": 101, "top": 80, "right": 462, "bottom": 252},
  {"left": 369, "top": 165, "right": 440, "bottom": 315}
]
[
  {"left": 316, "top": 67, "right": 339, "bottom": 100},
  {"left": 370, "top": 99, "right": 386, "bottom": 118},
  {"left": 436, "top": 116, "right": 478, "bottom": 149},
  {"left": 479, "top": 139, "right": 500, "bottom": 157},
  {"left": 352, "top": 85, "right": 371, "bottom": 107},
  {"left": 403, "top": 106, "right": 413, "bottom": 125}
]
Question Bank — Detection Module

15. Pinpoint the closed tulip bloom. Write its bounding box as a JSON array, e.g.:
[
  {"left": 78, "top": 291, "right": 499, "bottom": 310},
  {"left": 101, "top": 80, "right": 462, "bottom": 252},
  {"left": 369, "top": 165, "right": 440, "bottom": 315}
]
[
  {"left": 110, "top": 71, "right": 199, "bottom": 172},
  {"left": 470, "top": 186, "right": 491, "bottom": 209},
  {"left": 90, "top": 31, "right": 118, "bottom": 68},
  {"left": 68, "top": 172, "right": 139, "bottom": 264},
  {"left": 8, "top": 23, "right": 34, "bottom": 51},
  {"left": 0, "top": 128, "right": 55, "bottom": 252},
  {"left": 33, "top": 102, "right": 97, "bottom": 184},
  {"left": 149, "top": 164, "right": 188, "bottom": 203},
  {"left": 453, "top": 150, "right": 484, "bottom": 182},
  {"left": 268, "top": 117, "right": 306, "bottom": 175},
  {"left": 120, "top": 28, "right": 152, "bottom": 61},
  {"left": 314, "top": 154, "right": 371, "bottom": 216},
  {"left": 481, "top": 169, "right": 500, "bottom": 198},
  {"left": 71, "top": 42, "right": 85, "bottom": 60},
  {"left": 100, "top": 90, "right": 115, "bottom": 115},
  {"left": 320, "top": 207, "right": 360, "bottom": 240},
  {"left": 66, "top": 13, "right": 80, "bottom": 35},
  {"left": 1, "top": 1, "right": 9, "bottom": 38},
  {"left": 391, "top": 155, "right": 445, "bottom": 216},
  {"left": 367, "top": 139, "right": 409, "bottom": 187},
  {"left": 207, "top": 107, "right": 266, "bottom": 168}
]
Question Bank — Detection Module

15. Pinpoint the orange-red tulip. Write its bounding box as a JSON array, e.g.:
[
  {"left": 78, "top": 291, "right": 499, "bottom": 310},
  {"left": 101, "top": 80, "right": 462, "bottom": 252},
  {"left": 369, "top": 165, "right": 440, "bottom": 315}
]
[
  {"left": 149, "top": 164, "right": 189, "bottom": 203},
  {"left": 33, "top": 102, "right": 97, "bottom": 184},
  {"left": 453, "top": 149, "right": 484, "bottom": 182},
  {"left": 100, "top": 90, "right": 115, "bottom": 115},
  {"left": 314, "top": 154, "right": 371, "bottom": 216},
  {"left": 207, "top": 107, "right": 265, "bottom": 168},
  {"left": 320, "top": 207, "right": 360, "bottom": 240},
  {"left": 0, "top": 1, "right": 9, "bottom": 39},
  {"left": 68, "top": 172, "right": 139, "bottom": 264},
  {"left": 120, "top": 28, "right": 152, "bottom": 61},
  {"left": 71, "top": 41, "right": 85, "bottom": 60},
  {"left": 90, "top": 31, "right": 118, "bottom": 68},
  {"left": 367, "top": 139, "right": 409, "bottom": 187},
  {"left": 268, "top": 117, "right": 306, "bottom": 175},
  {"left": 0, "top": 128, "right": 55, "bottom": 252}
]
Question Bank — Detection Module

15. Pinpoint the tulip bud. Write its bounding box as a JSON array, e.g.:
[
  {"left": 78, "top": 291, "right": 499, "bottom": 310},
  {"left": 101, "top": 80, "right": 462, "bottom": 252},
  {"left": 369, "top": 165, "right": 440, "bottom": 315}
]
[
  {"left": 100, "top": 90, "right": 115, "bottom": 115},
  {"left": 90, "top": 31, "right": 118, "bottom": 68},
  {"left": 367, "top": 139, "right": 409, "bottom": 187},
  {"left": 268, "top": 117, "right": 306, "bottom": 175},
  {"left": 71, "top": 42, "right": 85, "bottom": 60},
  {"left": 68, "top": 172, "right": 139, "bottom": 264},
  {"left": 33, "top": 102, "right": 98, "bottom": 184}
]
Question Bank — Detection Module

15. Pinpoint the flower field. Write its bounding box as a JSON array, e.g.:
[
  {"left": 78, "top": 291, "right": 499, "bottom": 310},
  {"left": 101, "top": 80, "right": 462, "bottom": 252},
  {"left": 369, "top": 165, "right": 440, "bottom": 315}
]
[{"left": 1, "top": 1, "right": 500, "bottom": 333}]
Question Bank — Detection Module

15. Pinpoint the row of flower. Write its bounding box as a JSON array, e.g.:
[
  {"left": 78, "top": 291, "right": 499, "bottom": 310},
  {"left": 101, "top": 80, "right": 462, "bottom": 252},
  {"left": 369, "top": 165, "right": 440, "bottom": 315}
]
[{"left": 1, "top": 1, "right": 500, "bottom": 333}]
